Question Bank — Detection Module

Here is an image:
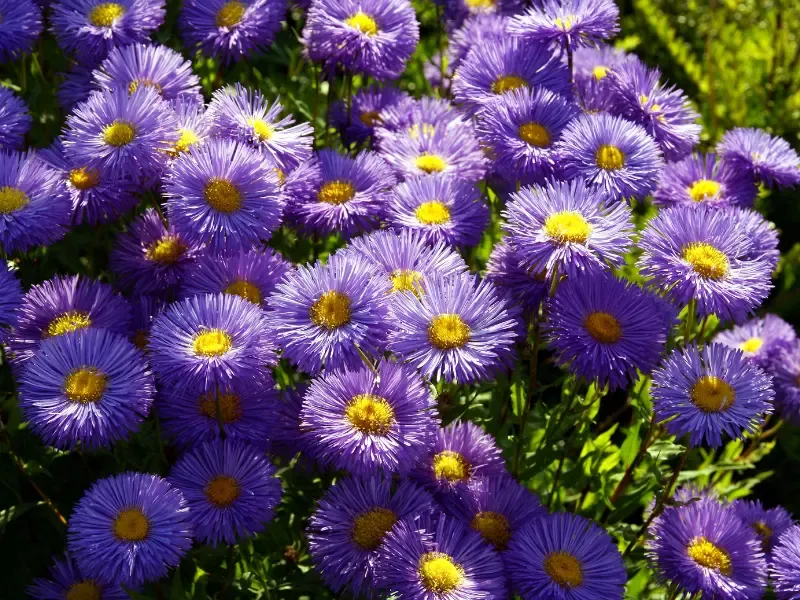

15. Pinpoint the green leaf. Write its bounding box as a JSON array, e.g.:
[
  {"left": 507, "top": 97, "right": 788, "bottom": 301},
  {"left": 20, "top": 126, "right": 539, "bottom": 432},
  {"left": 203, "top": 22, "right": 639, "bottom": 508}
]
[
  {"left": 0, "top": 501, "right": 45, "bottom": 532},
  {"left": 510, "top": 364, "right": 526, "bottom": 418}
]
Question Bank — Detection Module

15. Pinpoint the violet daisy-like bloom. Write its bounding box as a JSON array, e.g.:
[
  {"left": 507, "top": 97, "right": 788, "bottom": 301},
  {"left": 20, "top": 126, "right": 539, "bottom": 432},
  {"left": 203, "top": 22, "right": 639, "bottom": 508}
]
[
  {"left": 180, "top": 0, "right": 286, "bottom": 64},
  {"left": 653, "top": 153, "right": 759, "bottom": 208},
  {"left": 0, "top": 87, "right": 31, "bottom": 150},
  {"left": 164, "top": 138, "right": 283, "bottom": 253},
  {"left": 771, "top": 525, "right": 800, "bottom": 600},
  {"left": 485, "top": 239, "right": 549, "bottom": 318},
  {"left": 732, "top": 499, "right": 794, "bottom": 558},
  {"left": 638, "top": 206, "right": 773, "bottom": 323},
  {"left": 130, "top": 295, "right": 163, "bottom": 351},
  {"left": 68, "top": 472, "right": 191, "bottom": 588},
  {"left": 302, "top": 359, "right": 439, "bottom": 475},
  {"left": 63, "top": 87, "right": 179, "bottom": 184},
  {"left": 110, "top": 208, "right": 200, "bottom": 296},
  {"left": 509, "top": 0, "right": 619, "bottom": 52},
  {"left": 169, "top": 438, "right": 282, "bottom": 546},
  {"left": 387, "top": 174, "right": 488, "bottom": 248},
  {"left": 0, "top": 265, "right": 22, "bottom": 332},
  {"left": 452, "top": 37, "right": 570, "bottom": 117},
  {"left": 0, "top": 0, "right": 42, "bottom": 63},
  {"left": 503, "top": 178, "right": 634, "bottom": 281},
  {"left": 506, "top": 511, "right": 626, "bottom": 600},
  {"left": 267, "top": 252, "right": 391, "bottom": 375},
  {"left": 545, "top": 272, "right": 675, "bottom": 391},
  {"left": 389, "top": 273, "right": 522, "bottom": 384},
  {"left": 377, "top": 512, "right": 507, "bottom": 599},
  {"left": 308, "top": 476, "right": 436, "bottom": 599},
  {"left": 0, "top": 150, "right": 71, "bottom": 254},
  {"left": 443, "top": 0, "right": 523, "bottom": 30},
  {"left": 283, "top": 149, "right": 395, "bottom": 238},
  {"left": 717, "top": 127, "right": 800, "bottom": 189},
  {"left": 302, "top": 0, "right": 420, "bottom": 80},
  {"left": 558, "top": 112, "right": 664, "bottom": 203},
  {"left": 374, "top": 96, "right": 468, "bottom": 143},
  {"left": 331, "top": 84, "right": 410, "bottom": 145},
  {"left": 648, "top": 499, "right": 767, "bottom": 600},
  {"left": 182, "top": 248, "right": 291, "bottom": 309},
  {"left": 51, "top": 0, "right": 165, "bottom": 64},
  {"left": 208, "top": 83, "right": 313, "bottom": 172},
  {"left": 729, "top": 207, "right": 780, "bottom": 272},
  {"left": 18, "top": 329, "right": 155, "bottom": 450},
  {"left": 714, "top": 314, "right": 796, "bottom": 369},
  {"left": 476, "top": 86, "right": 580, "bottom": 185},
  {"left": 573, "top": 44, "right": 629, "bottom": 114},
  {"left": 167, "top": 97, "right": 211, "bottom": 158},
  {"left": 651, "top": 343, "right": 774, "bottom": 448},
  {"left": 27, "top": 553, "right": 129, "bottom": 600},
  {"left": 449, "top": 14, "right": 510, "bottom": 72},
  {"left": 768, "top": 342, "right": 800, "bottom": 425}
]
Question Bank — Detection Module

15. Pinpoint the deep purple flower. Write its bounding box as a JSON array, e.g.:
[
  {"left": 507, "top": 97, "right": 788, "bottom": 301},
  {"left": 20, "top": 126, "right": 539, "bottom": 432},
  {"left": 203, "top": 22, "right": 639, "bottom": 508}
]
[
  {"left": 509, "top": 0, "right": 619, "bottom": 51},
  {"left": 714, "top": 314, "right": 796, "bottom": 369},
  {"left": 0, "top": 264, "right": 22, "bottom": 332},
  {"left": 27, "top": 553, "right": 129, "bottom": 600},
  {"left": 485, "top": 239, "right": 549, "bottom": 318},
  {"left": 331, "top": 84, "right": 410, "bottom": 145},
  {"left": 0, "top": 87, "right": 31, "bottom": 150},
  {"left": 0, "top": 0, "right": 42, "bottom": 63},
  {"left": 771, "top": 524, "right": 800, "bottom": 599},
  {"left": 653, "top": 153, "right": 759, "bottom": 208},
  {"left": 717, "top": 127, "right": 800, "bottom": 189},
  {"left": 732, "top": 499, "right": 794, "bottom": 558},
  {"left": 449, "top": 14, "right": 510, "bottom": 72}
]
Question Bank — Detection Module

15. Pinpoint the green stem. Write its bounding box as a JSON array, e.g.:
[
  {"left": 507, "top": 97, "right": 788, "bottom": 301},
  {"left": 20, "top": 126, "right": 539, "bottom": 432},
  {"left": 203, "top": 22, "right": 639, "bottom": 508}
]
[
  {"left": 513, "top": 318, "right": 540, "bottom": 476},
  {"left": 683, "top": 299, "right": 696, "bottom": 345}
]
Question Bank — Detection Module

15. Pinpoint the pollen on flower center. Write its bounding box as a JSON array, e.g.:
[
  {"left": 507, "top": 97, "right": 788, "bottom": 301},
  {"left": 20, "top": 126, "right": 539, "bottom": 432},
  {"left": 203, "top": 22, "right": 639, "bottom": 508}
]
[
  {"left": 103, "top": 121, "right": 136, "bottom": 147},
  {"left": 595, "top": 144, "right": 625, "bottom": 170},
  {"left": 204, "top": 177, "right": 243, "bottom": 213},
  {"left": 691, "top": 375, "right": 735, "bottom": 412},
  {"left": 318, "top": 180, "right": 355, "bottom": 205},
  {"left": 171, "top": 128, "right": 200, "bottom": 156},
  {"left": 491, "top": 74, "right": 528, "bottom": 94},
  {"left": 753, "top": 521, "right": 773, "bottom": 548},
  {"left": 415, "top": 200, "right": 451, "bottom": 225},
  {"left": 390, "top": 269, "right": 423, "bottom": 294},
  {"left": 199, "top": 391, "right": 242, "bottom": 422},
  {"left": 554, "top": 15, "right": 574, "bottom": 29},
  {"left": 418, "top": 552, "right": 464, "bottom": 594},
  {"left": 687, "top": 536, "right": 732, "bottom": 575},
  {"left": 205, "top": 475, "right": 240, "bottom": 507},
  {"left": 544, "top": 551, "right": 584, "bottom": 588},
  {"left": 216, "top": 1, "right": 246, "bottom": 27},
  {"left": 193, "top": 329, "right": 233, "bottom": 357},
  {"left": 128, "top": 79, "right": 163, "bottom": 95},
  {"left": 66, "top": 581, "right": 102, "bottom": 600},
  {"left": 682, "top": 242, "right": 729, "bottom": 280},
  {"left": 584, "top": 311, "right": 622, "bottom": 344},
  {"left": 310, "top": 290, "right": 351, "bottom": 329},
  {"left": 46, "top": 311, "right": 92, "bottom": 337},
  {"left": 471, "top": 511, "right": 511, "bottom": 550},
  {"left": 740, "top": 337, "right": 763, "bottom": 354},
  {"left": 409, "top": 123, "right": 436, "bottom": 139},
  {"left": 428, "top": 314, "right": 471, "bottom": 350},
  {"left": 415, "top": 153, "right": 447, "bottom": 174},
  {"left": 593, "top": 65, "right": 610, "bottom": 80},
  {"left": 433, "top": 450, "right": 471, "bottom": 482},
  {"left": 345, "top": 394, "right": 395, "bottom": 435},
  {"left": 89, "top": 2, "right": 125, "bottom": 27},
  {"left": 64, "top": 368, "right": 107, "bottom": 403},
  {"left": 69, "top": 168, "right": 100, "bottom": 190},
  {"left": 114, "top": 508, "right": 149, "bottom": 542},
  {"left": 146, "top": 236, "right": 187, "bottom": 265},
  {"left": 688, "top": 179, "right": 721, "bottom": 202},
  {"left": 544, "top": 210, "right": 592, "bottom": 244},
  {"left": 465, "top": 0, "right": 496, "bottom": 8},
  {"left": 351, "top": 507, "right": 397, "bottom": 550},
  {"left": 360, "top": 110, "right": 381, "bottom": 127},
  {"left": 0, "top": 186, "right": 30, "bottom": 214},
  {"left": 247, "top": 118, "right": 273, "bottom": 141},
  {"left": 346, "top": 11, "right": 379, "bottom": 36},
  {"left": 225, "top": 279, "right": 262, "bottom": 305},
  {"left": 519, "top": 122, "right": 551, "bottom": 147}
]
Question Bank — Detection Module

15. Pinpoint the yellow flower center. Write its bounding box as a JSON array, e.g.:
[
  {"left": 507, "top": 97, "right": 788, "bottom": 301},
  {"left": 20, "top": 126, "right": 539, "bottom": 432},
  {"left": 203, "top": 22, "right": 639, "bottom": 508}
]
[
  {"left": 274, "top": 168, "right": 286, "bottom": 186},
  {"left": 345, "top": 394, "right": 395, "bottom": 435},
  {"left": 360, "top": 110, "right": 381, "bottom": 127},
  {"left": 584, "top": 311, "right": 622, "bottom": 344},
  {"left": 146, "top": 236, "right": 187, "bottom": 265},
  {"left": 103, "top": 121, "right": 136, "bottom": 147},
  {"left": 351, "top": 507, "right": 397, "bottom": 550},
  {"left": 318, "top": 180, "right": 355, "bottom": 205},
  {"left": 419, "top": 553, "right": 464, "bottom": 594},
  {"left": 554, "top": 16, "right": 574, "bottom": 29},
  {"left": 465, "top": 0, "right": 496, "bottom": 7},
  {"left": 687, "top": 537, "right": 732, "bottom": 575},
  {"left": 519, "top": 122, "right": 551, "bottom": 147},
  {"left": 428, "top": 314, "right": 470, "bottom": 350},
  {"left": 225, "top": 279, "right": 262, "bottom": 305},
  {"left": 114, "top": 508, "right": 149, "bottom": 542},
  {"left": 415, "top": 200, "right": 451, "bottom": 225},
  {"left": 64, "top": 368, "right": 107, "bottom": 404},
  {"left": 544, "top": 551, "right": 584, "bottom": 588},
  {"left": 89, "top": 2, "right": 125, "bottom": 27},
  {"left": 170, "top": 128, "right": 200, "bottom": 156},
  {"left": 346, "top": 11, "right": 379, "bottom": 36},
  {"left": 204, "top": 177, "right": 242, "bottom": 213},
  {"left": 193, "top": 329, "right": 233, "bottom": 357},
  {"left": 688, "top": 179, "right": 721, "bottom": 202},
  {"left": 0, "top": 186, "right": 30, "bottom": 214},
  {"left": 248, "top": 118, "right": 273, "bottom": 141},
  {"left": 69, "top": 168, "right": 100, "bottom": 190},
  {"left": 593, "top": 65, "right": 610, "bottom": 80},
  {"left": 544, "top": 210, "right": 592, "bottom": 244},
  {"left": 691, "top": 375, "right": 735, "bottom": 412},
  {"left": 753, "top": 521, "right": 773, "bottom": 547},
  {"left": 390, "top": 269, "right": 423, "bottom": 294},
  {"left": 216, "top": 1, "right": 246, "bottom": 27},
  {"left": 432, "top": 450, "right": 470, "bottom": 482},
  {"left": 491, "top": 75, "right": 528, "bottom": 94},
  {"left": 46, "top": 311, "right": 92, "bottom": 338},
  {"left": 134, "top": 329, "right": 149, "bottom": 350},
  {"left": 127, "top": 79, "right": 163, "bottom": 96},
  {"left": 415, "top": 153, "right": 447, "bottom": 174},
  {"left": 471, "top": 511, "right": 511, "bottom": 550},
  {"left": 309, "top": 290, "right": 351, "bottom": 329},
  {"left": 66, "top": 581, "right": 102, "bottom": 600},
  {"left": 408, "top": 123, "right": 436, "bottom": 139},
  {"left": 595, "top": 144, "right": 625, "bottom": 170},
  {"left": 205, "top": 475, "right": 240, "bottom": 507},
  {"left": 199, "top": 391, "right": 242, "bottom": 422},
  {"left": 682, "top": 242, "right": 729, "bottom": 280},
  {"left": 740, "top": 337, "right": 763, "bottom": 354}
]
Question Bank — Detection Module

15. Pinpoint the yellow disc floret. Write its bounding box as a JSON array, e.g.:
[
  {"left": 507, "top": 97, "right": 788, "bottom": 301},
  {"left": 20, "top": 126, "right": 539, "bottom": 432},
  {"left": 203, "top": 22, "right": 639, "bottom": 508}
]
[
  {"left": 346, "top": 11, "right": 379, "bottom": 36},
  {"left": 544, "top": 551, "right": 584, "bottom": 588},
  {"left": 415, "top": 201, "right": 451, "bottom": 225},
  {"left": 682, "top": 242, "right": 729, "bottom": 280},
  {"left": 415, "top": 153, "right": 447, "bottom": 174},
  {"left": 46, "top": 311, "right": 92, "bottom": 338},
  {"left": 491, "top": 75, "right": 528, "bottom": 94},
  {"left": 193, "top": 329, "right": 233, "bottom": 357},
  {"left": 114, "top": 508, "right": 149, "bottom": 542},
  {"left": 418, "top": 552, "right": 464, "bottom": 594},
  {"left": 428, "top": 314, "right": 470, "bottom": 350},
  {"left": 89, "top": 3, "right": 125, "bottom": 27},
  {"left": 471, "top": 511, "right": 512, "bottom": 549},
  {"left": 519, "top": 122, "right": 551, "bottom": 147},
  {"left": 351, "top": 507, "right": 397, "bottom": 550},
  {"left": 0, "top": 186, "right": 30, "bottom": 214},
  {"left": 309, "top": 291, "right": 351, "bottom": 329},
  {"left": 205, "top": 475, "right": 240, "bottom": 507},
  {"left": 204, "top": 177, "right": 242, "bottom": 213},
  {"left": 69, "top": 168, "right": 100, "bottom": 190},
  {"left": 345, "top": 394, "right": 395, "bottom": 435},
  {"left": 543, "top": 211, "right": 591, "bottom": 244},
  {"left": 432, "top": 450, "right": 470, "bottom": 482},
  {"left": 688, "top": 179, "right": 721, "bottom": 202},
  {"left": 583, "top": 311, "right": 622, "bottom": 344},
  {"left": 64, "top": 368, "right": 107, "bottom": 403},
  {"left": 595, "top": 144, "right": 625, "bottom": 170},
  {"left": 687, "top": 537, "right": 733, "bottom": 575},
  {"left": 318, "top": 180, "right": 355, "bottom": 205},
  {"left": 691, "top": 376, "right": 735, "bottom": 412},
  {"left": 103, "top": 121, "right": 136, "bottom": 147},
  {"left": 216, "top": 1, "right": 246, "bottom": 27}
]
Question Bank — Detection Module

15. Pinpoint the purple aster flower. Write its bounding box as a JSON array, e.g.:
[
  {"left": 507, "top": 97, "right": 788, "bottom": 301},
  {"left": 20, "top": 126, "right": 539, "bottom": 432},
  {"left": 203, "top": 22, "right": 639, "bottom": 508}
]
[
  {"left": 573, "top": 42, "right": 628, "bottom": 86},
  {"left": 182, "top": 248, "right": 291, "bottom": 309},
  {"left": 545, "top": 271, "right": 676, "bottom": 391},
  {"left": 168, "top": 97, "right": 211, "bottom": 158},
  {"left": 648, "top": 499, "right": 767, "bottom": 600},
  {"left": 638, "top": 206, "right": 773, "bottom": 323},
  {"left": 771, "top": 524, "right": 800, "bottom": 599},
  {"left": 330, "top": 84, "right": 410, "bottom": 145},
  {"left": 452, "top": 37, "right": 570, "bottom": 117},
  {"left": 443, "top": 0, "right": 523, "bottom": 30},
  {"left": 374, "top": 96, "right": 469, "bottom": 144},
  {"left": 149, "top": 293, "right": 275, "bottom": 393},
  {"left": 0, "top": 150, "right": 71, "bottom": 254},
  {"left": 18, "top": 329, "right": 154, "bottom": 450},
  {"left": 130, "top": 295, "right": 163, "bottom": 350},
  {"left": 503, "top": 178, "right": 634, "bottom": 281},
  {"left": 449, "top": 14, "right": 510, "bottom": 72},
  {"left": 302, "top": 0, "right": 420, "bottom": 80},
  {"left": 729, "top": 206, "right": 780, "bottom": 272},
  {"left": 389, "top": 272, "right": 522, "bottom": 384},
  {"left": 58, "top": 63, "right": 95, "bottom": 113},
  {"left": 377, "top": 512, "right": 507, "bottom": 599},
  {"left": 507, "top": 511, "right": 626, "bottom": 600},
  {"left": 51, "top": 0, "right": 165, "bottom": 64},
  {"left": 485, "top": 239, "right": 549, "bottom": 318},
  {"left": 651, "top": 343, "right": 774, "bottom": 448},
  {"left": 68, "top": 472, "right": 191, "bottom": 588},
  {"left": 27, "top": 553, "right": 129, "bottom": 600},
  {"left": 732, "top": 499, "right": 794, "bottom": 558},
  {"left": 557, "top": 112, "right": 664, "bottom": 203},
  {"left": 509, "top": 0, "right": 619, "bottom": 52},
  {"left": 110, "top": 208, "right": 200, "bottom": 296},
  {"left": 163, "top": 138, "right": 283, "bottom": 253},
  {"left": 714, "top": 314, "right": 796, "bottom": 369},
  {"left": 653, "top": 153, "right": 759, "bottom": 208},
  {"left": 283, "top": 149, "right": 395, "bottom": 238},
  {"left": 476, "top": 86, "right": 580, "bottom": 185},
  {"left": 7, "top": 274, "right": 132, "bottom": 368},
  {"left": 0, "top": 264, "right": 22, "bottom": 331},
  {"left": 207, "top": 83, "right": 314, "bottom": 171},
  {"left": 169, "top": 438, "right": 281, "bottom": 546},
  {"left": 93, "top": 43, "right": 203, "bottom": 107},
  {"left": 717, "top": 127, "right": 800, "bottom": 189},
  {"left": 308, "top": 476, "right": 436, "bottom": 599},
  {"left": 267, "top": 252, "right": 391, "bottom": 375},
  {"left": 63, "top": 87, "right": 179, "bottom": 184},
  {"left": 0, "top": 87, "right": 31, "bottom": 150},
  {"left": 0, "top": 0, "right": 42, "bottom": 63},
  {"left": 302, "top": 359, "right": 439, "bottom": 475},
  {"left": 768, "top": 341, "right": 800, "bottom": 425},
  {"left": 180, "top": 0, "right": 286, "bottom": 64}
]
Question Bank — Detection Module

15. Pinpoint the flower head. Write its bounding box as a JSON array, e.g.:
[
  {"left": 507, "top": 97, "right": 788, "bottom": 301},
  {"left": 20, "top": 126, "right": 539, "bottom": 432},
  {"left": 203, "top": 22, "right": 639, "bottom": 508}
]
[
  {"left": 730, "top": 207, "right": 780, "bottom": 272},
  {"left": 653, "top": 153, "right": 759, "bottom": 208},
  {"left": 375, "top": 96, "right": 469, "bottom": 145},
  {"left": 0, "top": 0, "right": 42, "bottom": 63},
  {"left": 485, "top": 239, "right": 549, "bottom": 318},
  {"left": 731, "top": 499, "right": 794, "bottom": 558},
  {"left": 509, "top": 0, "right": 619, "bottom": 51},
  {"left": 0, "top": 265, "right": 22, "bottom": 335},
  {"left": 771, "top": 524, "right": 800, "bottom": 599},
  {"left": 0, "top": 87, "right": 31, "bottom": 150},
  {"left": 768, "top": 341, "right": 800, "bottom": 425},
  {"left": 714, "top": 314, "right": 796, "bottom": 369},
  {"left": 27, "top": 553, "right": 129, "bottom": 600},
  {"left": 717, "top": 127, "right": 800, "bottom": 189},
  {"left": 167, "top": 97, "right": 212, "bottom": 157},
  {"left": 449, "top": 14, "right": 510, "bottom": 72},
  {"left": 443, "top": 0, "right": 523, "bottom": 30},
  {"left": 331, "top": 84, "right": 410, "bottom": 145}
]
